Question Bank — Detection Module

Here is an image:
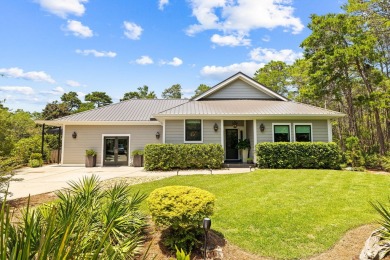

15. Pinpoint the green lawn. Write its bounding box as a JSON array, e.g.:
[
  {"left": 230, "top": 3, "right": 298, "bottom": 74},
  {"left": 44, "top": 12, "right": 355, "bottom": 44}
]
[{"left": 131, "top": 169, "right": 390, "bottom": 259}]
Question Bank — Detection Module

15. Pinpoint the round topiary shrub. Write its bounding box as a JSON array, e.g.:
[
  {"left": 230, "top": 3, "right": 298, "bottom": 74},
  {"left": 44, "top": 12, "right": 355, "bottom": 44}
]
[{"left": 147, "top": 186, "right": 215, "bottom": 252}]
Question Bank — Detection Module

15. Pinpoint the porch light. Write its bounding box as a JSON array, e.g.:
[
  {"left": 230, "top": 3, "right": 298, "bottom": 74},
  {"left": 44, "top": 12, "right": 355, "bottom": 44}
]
[
  {"left": 203, "top": 218, "right": 211, "bottom": 260},
  {"left": 72, "top": 131, "right": 77, "bottom": 139},
  {"left": 232, "top": 121, "right": 238, "bottom": 128},
  {"left": 155, "top": 131, "right": 160, "bottom": 139},
  {"left": 260, "top": 123, "right": 265, "bottom": 132},
  {"left": 213, "top": 123, "right": 218, "bottom": 132}
]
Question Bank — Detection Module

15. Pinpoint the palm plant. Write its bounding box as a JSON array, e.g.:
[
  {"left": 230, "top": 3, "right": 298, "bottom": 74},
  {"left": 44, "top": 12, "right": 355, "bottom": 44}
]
[{"left": 0, "top": 175, "right": 146, "bottom": 259}]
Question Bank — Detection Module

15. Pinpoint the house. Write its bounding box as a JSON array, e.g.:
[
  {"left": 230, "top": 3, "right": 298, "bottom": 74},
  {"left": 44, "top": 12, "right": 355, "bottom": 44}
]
[{"left": 38, "top": 72, "right": 344, "bottom": 166}]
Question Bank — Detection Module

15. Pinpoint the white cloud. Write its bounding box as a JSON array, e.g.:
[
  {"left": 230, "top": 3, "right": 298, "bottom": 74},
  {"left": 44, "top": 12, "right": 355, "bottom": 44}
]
[
  {"left": 76, "top": 91, "right": 86, "bottom": 98},
  {"left": 200, "top": 62, "right": 263, "bottom": 79},
  {"left": 65, "top": 20, "right": 93, "bottom": 38},
  {"left": 159, "top": 0, "right": 169, "bottom": 10},
  {"left": 262, "top": 35, "right": 271, "bottom": 42},
  {"left": 0, "top": 67, "right": 55, "bottom": 83},
  {"left": 186, "top": 0, "right": 304, "bottom": 39},
  {"left": 40, "top": 86, "right": 65, "bottom": 95},
  {"left": 76, "top": 49, "right": 117, "bottom": 58},
  {"left": 161, "top": 57, "right": 183, "bottom": 66},
  {"left": 211, "top": 33, "right": 251, "bottom": 47},
  {"left": 249, "top": 47, "right": 302, "bottom": 64},
  {"left": 66, "top": 80, "right": 85, "bottom": 87},
  {"left": 123, "top": 21, "right": 143, "bottom": 40},
  {"left": 136, "top": 56, "right": 154, "bottom": 65},
  {"left": 0, "top": 86, "right": 35, "bottom": 95},
  {"left": 35, "top": 0, "right": 88, "bottom": 18}
]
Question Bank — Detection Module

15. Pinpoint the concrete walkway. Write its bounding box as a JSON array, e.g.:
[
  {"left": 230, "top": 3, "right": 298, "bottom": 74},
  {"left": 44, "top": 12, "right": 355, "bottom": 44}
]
[{"left": 8, "top": 165, "right": 251, "bottom": 200}]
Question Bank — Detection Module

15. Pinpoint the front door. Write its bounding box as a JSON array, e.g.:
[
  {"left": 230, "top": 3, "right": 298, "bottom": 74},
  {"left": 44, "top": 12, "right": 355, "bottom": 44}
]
[
  {"left": 225, "top": 129, "right": 239, "bottom": 160},
  {"left": 104, "top": 137, "right": 129, "bottom": 166}
]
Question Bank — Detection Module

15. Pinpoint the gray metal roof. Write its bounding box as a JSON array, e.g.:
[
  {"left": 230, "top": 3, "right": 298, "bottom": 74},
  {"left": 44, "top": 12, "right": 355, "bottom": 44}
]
[
  {"left": 155, "top": 100, "right": 344, "bottom": 117},
  {"left": 55, "top": 99, "right": 188, "bottom": 121}
]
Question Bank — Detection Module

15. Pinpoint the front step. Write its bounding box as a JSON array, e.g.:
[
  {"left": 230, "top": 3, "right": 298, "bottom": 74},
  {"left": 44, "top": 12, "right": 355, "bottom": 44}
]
[{"left": 223, "top": 163, "right": 256, "bottom": 168}]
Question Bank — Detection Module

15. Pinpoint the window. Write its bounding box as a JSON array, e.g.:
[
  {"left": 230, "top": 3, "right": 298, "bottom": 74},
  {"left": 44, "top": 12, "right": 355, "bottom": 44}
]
[
  {"left": 273, "top": 125, "right": 290, "bottom": 142},
  {"left": 185, "top": 120, "right": 202, "bottom": 142},
  {"left": 295, "top": 125, "right": 312, "bottom": 142}
]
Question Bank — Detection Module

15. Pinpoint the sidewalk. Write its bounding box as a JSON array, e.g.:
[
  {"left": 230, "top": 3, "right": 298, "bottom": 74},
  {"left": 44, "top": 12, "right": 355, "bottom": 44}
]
[{"left": 8, "top": 165, "right": 251, "bottom": 200}]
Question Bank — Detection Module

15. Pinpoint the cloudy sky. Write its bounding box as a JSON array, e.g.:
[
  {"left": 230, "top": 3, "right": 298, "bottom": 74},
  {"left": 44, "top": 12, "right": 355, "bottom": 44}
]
[{"left": 0, "top": 0, "right": 344, "bottom": 112}]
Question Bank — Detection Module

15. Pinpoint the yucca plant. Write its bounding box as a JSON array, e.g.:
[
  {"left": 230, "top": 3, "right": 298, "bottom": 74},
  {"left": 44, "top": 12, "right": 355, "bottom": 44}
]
[
  {"left": 371, "top": 199, "right": 390, "bottom": 240},
  {"left": 0, "top": 175, "right": 147, "bottom": 259}
]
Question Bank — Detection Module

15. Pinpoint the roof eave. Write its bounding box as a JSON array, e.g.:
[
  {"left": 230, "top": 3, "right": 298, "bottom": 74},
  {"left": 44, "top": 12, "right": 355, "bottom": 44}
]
[
  {"left": 153, "top": 113, "right": 345, "bottom": 120},
  {"left": 35, "top": 120, "right": 162, "bottom": 126}
]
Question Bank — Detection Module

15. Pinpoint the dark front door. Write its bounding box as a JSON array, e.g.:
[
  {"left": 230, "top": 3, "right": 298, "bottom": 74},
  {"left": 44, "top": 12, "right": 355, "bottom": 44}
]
[
  {"left": 104, "top": 137, "right": 129, "bottom": 166},
  {"left": 225, "top": 129, "right": 239, "bottom": 160}
]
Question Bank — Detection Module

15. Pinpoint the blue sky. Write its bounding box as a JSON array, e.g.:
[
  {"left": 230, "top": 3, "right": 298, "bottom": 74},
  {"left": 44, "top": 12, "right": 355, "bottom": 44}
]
[{"left": 0, "top": 0, "right": 345, "bottom": 112}]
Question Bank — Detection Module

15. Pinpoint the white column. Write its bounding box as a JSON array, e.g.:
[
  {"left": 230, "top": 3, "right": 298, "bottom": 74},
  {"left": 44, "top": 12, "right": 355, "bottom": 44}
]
[
  {"left": 327, "top": 119, "right": 333, "bottom": 142},
  {"left": 253, "top": 120, "right": 257, "bottom": 162},
  {"left": 163, "top": 119, "right": 166, "bottom": 144},
  {"left": 221, "top": 119, "right": 224, "bottom": 148},
  {"left": 61, "top": 125, "right": 65, "bottom": 165}
]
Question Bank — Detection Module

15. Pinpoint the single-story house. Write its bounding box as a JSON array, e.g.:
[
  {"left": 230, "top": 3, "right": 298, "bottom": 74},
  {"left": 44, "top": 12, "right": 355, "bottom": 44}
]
[{"left": 38, "top": 72, "right": 344, "bottom": 166}]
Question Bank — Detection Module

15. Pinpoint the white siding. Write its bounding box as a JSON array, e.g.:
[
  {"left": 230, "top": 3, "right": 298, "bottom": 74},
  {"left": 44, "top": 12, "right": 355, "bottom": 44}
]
[
  {"left": 63, "top": 125, "right": 162, "bottom": 165},
  {"left": 204, "top": 79, "right": 274, "bottom": 99},
  {"left": 256, "top": 120, "right": 329, "bottom": 143}
]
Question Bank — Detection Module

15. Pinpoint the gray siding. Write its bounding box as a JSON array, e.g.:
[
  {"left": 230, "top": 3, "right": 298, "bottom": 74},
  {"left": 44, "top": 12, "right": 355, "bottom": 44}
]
[
  {"left": 245, "top": 120, "right": 254, "bottom": 158},
  {"left": 204, "top": 79, "right": 274, "bottom": 100},
  {"left": 203, "top": 120, "right": 221, "bottom": 144},
  {"left": 63, "top": 125, "right": 162, "bottom": 165},
  {"left": 165, "top": 120, "right": 184, "bottom": 144},
  {"left": 256, "top": 120, "right": 329, "bottom": 144}
]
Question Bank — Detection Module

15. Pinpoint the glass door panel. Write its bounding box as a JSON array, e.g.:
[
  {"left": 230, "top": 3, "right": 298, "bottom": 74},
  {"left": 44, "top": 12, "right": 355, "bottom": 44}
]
[
  {"left": 104, "top": 138, "right": 116, "bottom": 165},
  {"left": 117, "top": 138, "right": 128, "bottom": 165},
  {"left": 225, "top": 129, "right": 238, "bottom": 160},
  {"left": 103, "top": 137, "right": 129, "bottom": 166}
]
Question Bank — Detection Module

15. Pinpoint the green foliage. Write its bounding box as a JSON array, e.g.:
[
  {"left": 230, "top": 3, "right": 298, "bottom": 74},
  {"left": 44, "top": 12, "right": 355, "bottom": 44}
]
[
  {"left": 41, "top": 101, "right": 71, "bottom": 120},
  {"left": 144, "top": 144, "right": 224, "bottom": 171},
  {"left": 370, "top": 198, "right": 390, "bottom": 241},
  {"left": 121, "top": 85, "right": 157, "bottom": 101},
  {"left": 345, "top": 136, "right": 365, "bottom": 167},
  {"left": 162, "top": 84, "right": 182, "bottom": 99},
  {"left": 175, "top": 246, "right": 191, "bottom": 260},
  {"left": 131, "top": 149, "right": 144, "bottom": 156},
  {"left": 60, "top": 91, "right": 82, "bottom": 111},
  {"left": 147, "top": 186, "right": 215, "bottom": 252},
  {"left": 256, "top": 142, "right": 342, "bottom": 169},
  {"left": 85, "top": 149, "right": 97, "bottom": 156},
  {"left": 85, "top": 91, "right": 113, "bottom": 107},
  {"left": 236, "top": 138, "right": 250, "bottom": 150},
  {"left": 0, "top": 156, "right": 19, "bottom": 201},
  {"left": 364, "top": 153, "right": 382, "bottom": 169},
  {"left": 0, "top": 175, "right": 147, "bottom": 259},
  {"left": 382, "top": 155, "right": 390, "bottom": 172},
  {"left": 29, "top": 153, "right": 43, "bottom": 168},
  {"left": 191, "top": 84, "right": 210, "bottom": 99},
  {"left": 254, "top": 60, "right": 291, "bottom": 97},
  {"left": 11, "top": 135, "right": 49, "bottom": 164}
]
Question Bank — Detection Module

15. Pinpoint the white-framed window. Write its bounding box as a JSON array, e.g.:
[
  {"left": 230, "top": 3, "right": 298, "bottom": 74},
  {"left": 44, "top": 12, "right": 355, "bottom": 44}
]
[
  {"left": 293, "top": 123, "right": 313, "bottom": 142},
  {"left": 184, "top": 119, "right": 203, "bottom": 143},
  {"left": 272, "top": 123, "right": 291, "bottom": 142}
]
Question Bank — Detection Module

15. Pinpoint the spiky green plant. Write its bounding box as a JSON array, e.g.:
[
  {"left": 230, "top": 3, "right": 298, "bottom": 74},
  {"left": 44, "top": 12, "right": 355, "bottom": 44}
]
[{"left": 0, "top": 175, "right": 147, "bottom": 259}]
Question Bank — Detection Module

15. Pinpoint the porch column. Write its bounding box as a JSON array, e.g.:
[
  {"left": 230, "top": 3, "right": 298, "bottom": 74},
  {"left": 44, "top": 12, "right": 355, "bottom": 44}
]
[
  {"left": 220, "top": 120, "right": 224, "bottom": 149},
  {"left": 253, "top": 120, "right": 257, "bottom": 163},
  {"left": 61, "top": 125, "right": 65, "bottom": 165},
  {"left": 41, "top": 123, "right": 45, "bottom": 160}
]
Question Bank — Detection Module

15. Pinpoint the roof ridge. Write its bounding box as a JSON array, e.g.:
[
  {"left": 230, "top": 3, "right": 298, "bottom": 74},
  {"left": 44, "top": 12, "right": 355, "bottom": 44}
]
[{"left": 155, "top": 99, "right": 191, "bottom": 114}]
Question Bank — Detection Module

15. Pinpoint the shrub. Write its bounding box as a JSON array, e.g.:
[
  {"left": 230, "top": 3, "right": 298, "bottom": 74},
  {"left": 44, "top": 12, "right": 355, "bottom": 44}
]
[
  {"left": 345, "top": 136, "right": 365, "bottom": 167},
  {"left": 131, "top": 149, "right": 144, "bottom": 156},
  {"left": 364, "top": 153, "right": 382, "bottom": 169},
  {"left": 29, "top": 153, "right": 43, "bottom": 167},
  {"left": 147, "top": 186, "right": 215, "bottom": 252},
  {"left": 256, "top": 142, "right": 342, "bottom": 169},
  {"left": 382, "top": 155, "right": 390, "bottom": 172},
  {"left": 11, "top": 135, "right": 49, "bottom": 164},
  {"left": 144, "top": 144, "right": 224, "bottom": 171},
  {"left": 85, "top": 149, "right": 97, "bottom": 156}
]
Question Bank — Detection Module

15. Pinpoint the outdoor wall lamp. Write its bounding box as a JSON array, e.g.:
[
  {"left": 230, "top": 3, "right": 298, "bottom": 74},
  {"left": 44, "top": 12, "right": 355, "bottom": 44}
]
[
  {"left": 203, "top": 218, "right": 211, "bottom": 260},
  {"left": 260, "top": 123, "right": 265, "bottom": 132},
  {"left": 213, "top": 123, "right": 218, "bottom": 132},
  {"left": 232, "top": 121, "right": 238, "bottom": 128},
  {"left": 72, "top": 131, "right": 77, "bottom": 139},
  {"left": 155, "top": 131, "right": 160, "bottom": 139}
]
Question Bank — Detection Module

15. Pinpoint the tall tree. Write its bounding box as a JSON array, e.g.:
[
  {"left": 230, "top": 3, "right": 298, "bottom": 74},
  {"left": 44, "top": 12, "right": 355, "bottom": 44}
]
[
  {"left": 162, "top": 84, "right": 182, "bottom": 99},
  {"left": 60, "top": 91, "right": 82, "bottom": 112},
  {"left": 85, "top": 92, "right": 113, "bottom": 107},
  {"left": 254, "top": 61, "right": 291, "bottom": 97},
  {"left": 41, "top": 101, "right": 71, "bottom": 120},
  {"left": 121, "top": 85, "right": 157, "bottom": 101},
  {"left": 191, "top": 84, "right": 211, "bottom": 99}
]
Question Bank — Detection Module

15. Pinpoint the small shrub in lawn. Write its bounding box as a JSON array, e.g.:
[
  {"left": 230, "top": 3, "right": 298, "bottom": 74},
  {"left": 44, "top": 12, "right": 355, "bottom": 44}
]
[
  {"left": 144, "top": 144, "right": 224, "bottom": 171},
  {"left": 147, "top": 186, "right": 215, "bottom": 252},
  {"left": 256, "top": 142, "right": 341, "bottom": 169}
]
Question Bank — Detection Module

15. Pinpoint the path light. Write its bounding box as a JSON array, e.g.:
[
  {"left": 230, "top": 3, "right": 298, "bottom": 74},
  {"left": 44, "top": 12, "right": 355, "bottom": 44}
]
[
  {"left": 260, "top": 123, "right": 265, "bottom": 132},
  {"left": 72, "top": 131, "right": 77, "bottom": 139},
  {"left": 203, "top": 217, "right": 211, "bottom": 260},
  {"left": 213, "top": 123, "right": 218, "bottom": 132},
  {"left": 155, "top": 131, "right": 160, "bottom": 139}
]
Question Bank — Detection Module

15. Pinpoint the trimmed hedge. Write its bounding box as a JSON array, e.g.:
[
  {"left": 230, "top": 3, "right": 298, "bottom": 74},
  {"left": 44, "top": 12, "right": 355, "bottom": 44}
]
[
  {"left": 256, "top": 142, "right": 342, "bottom": 169},
  {"left": 144, "top": 143, "right": 224, "bottom": 171}
]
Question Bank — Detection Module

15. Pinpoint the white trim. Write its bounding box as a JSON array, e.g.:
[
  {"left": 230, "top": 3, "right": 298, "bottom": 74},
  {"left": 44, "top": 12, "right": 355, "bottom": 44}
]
[
  {"left": 101, "top": 134, "right": 131, "bottom": 167},
  {"left": 253, "top": 120, "right": 257, "bottom": 162},
  {"left": 272, "top": 123, "right": 292, "bottom": 142},
  {"left": 221, "top": 119, "right": 224, "bottom": 148},
  {"left": 193, "top": 72, "right": 288, "bottom": 101},
  {"left": 35, "top": 120, "right": 162, "bottom": 126},
  {"left": 61, "top": 125, "right": 65, "bottom": 165},
  {"left": 293, "top": 123, "right": 313, "bottom": 142},
  {"left": 327, "top": 119, "right": 333, "bottom": 142},
  {"left": 163, "top": 119, "right": 166, "bottom": 144},
  {"left": 184, "top": 119, "right": 203, "bottom": 144}
]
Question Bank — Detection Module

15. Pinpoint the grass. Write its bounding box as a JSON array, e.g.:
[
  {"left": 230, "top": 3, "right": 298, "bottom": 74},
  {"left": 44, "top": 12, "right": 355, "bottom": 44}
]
[{"left": 131, "top": 169, "right": 390, "bottom": 259}]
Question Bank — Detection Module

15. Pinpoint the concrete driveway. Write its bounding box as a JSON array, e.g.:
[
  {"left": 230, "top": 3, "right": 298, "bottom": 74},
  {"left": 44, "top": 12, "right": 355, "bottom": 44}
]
[{"left": 8, "top": 165, "right": 250, "bottom": 200}]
